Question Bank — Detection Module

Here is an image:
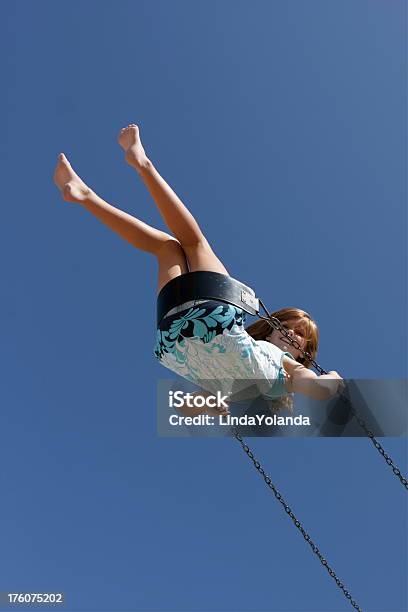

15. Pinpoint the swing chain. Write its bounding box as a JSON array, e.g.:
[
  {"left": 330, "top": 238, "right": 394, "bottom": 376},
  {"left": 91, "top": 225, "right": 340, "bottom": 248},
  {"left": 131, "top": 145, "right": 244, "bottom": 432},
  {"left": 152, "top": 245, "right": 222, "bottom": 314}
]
[
  {"left": 257, "top": 300, "right": 408, "bottom": 491},
  {"left": 337, "top": 393, "right": 408, "bottom": 488},
  {"left": 233, "top": 429, "right": 362, "bottom": 611}
]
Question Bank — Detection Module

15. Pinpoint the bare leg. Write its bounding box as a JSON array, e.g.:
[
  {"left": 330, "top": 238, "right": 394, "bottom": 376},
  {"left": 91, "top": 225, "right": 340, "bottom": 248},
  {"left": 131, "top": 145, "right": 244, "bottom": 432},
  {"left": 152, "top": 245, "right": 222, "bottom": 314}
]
[
  {"left": 155, "top": 240, "right": 189, "bottom": 293},
  {"left": 118, "top": 125, "right": 229, "bottom": 275},
  {"left": 53, "top": 153, "right": 188, "bottom": 293}
]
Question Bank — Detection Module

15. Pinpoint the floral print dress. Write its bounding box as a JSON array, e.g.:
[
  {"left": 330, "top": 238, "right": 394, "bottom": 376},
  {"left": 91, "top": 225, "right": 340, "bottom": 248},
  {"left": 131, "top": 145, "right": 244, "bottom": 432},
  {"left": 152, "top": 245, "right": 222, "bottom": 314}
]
[{"left": 154, "top": 299, "right": 295, "bottom": 401}]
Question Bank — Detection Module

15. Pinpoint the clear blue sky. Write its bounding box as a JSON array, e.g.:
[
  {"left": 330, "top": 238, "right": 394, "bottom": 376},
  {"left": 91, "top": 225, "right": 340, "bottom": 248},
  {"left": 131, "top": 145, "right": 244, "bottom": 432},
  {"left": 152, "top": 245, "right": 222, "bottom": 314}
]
[{"left": 1, "top": 1, "right": 406, "bottom": 611}]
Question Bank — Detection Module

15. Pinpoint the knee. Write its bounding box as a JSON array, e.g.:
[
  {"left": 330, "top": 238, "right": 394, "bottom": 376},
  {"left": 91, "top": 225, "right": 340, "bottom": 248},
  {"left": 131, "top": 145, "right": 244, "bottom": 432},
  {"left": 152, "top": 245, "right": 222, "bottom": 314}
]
[
  {"left": 156, "top": 239, "right": 189, "bottom": 273},
  {"left": 156, "top": 238, "right": 186, "bottom": 260}
]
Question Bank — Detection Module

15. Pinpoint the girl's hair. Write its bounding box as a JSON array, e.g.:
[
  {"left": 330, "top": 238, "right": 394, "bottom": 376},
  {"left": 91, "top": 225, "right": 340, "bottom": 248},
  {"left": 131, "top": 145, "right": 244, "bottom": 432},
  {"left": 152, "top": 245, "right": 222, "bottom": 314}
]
[
  {"left": 245, "top": 307, "right": 319, "bottom": 413},
  {"left": 245, "top": 307, "right": 319, "bottom": 368}
]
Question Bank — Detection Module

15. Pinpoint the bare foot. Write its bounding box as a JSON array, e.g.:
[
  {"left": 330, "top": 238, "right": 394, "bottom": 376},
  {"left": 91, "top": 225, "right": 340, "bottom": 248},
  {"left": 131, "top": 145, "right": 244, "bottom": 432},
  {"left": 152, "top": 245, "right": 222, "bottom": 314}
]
[
  {"left": 53, "top": 153, "right": 92, "bottom": 204},
  {"left": 118, "top": 124, "right": 149, "bottom": 170}
]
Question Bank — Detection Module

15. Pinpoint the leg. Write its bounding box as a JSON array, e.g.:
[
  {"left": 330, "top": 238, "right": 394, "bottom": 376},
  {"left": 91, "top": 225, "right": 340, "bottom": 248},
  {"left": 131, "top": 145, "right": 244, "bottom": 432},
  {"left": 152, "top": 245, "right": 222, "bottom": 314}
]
[
  {"left": 53, "top": 153, "right": 188, "bottom": 291},
  {"left": 118, "top": 125, "right": 229, "bottom": 275},
  {"left": 54, "top": 153, "right": 182, "bottom": 255},
  {"left": 54, "top": 154, "right": 217, "bottom": 292}
]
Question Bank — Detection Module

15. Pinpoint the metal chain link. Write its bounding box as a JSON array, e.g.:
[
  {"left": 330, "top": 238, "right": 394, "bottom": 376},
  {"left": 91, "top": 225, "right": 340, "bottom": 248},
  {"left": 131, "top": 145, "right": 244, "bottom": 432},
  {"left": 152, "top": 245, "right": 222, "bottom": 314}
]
[
  {"left": 257, "top": 299, "right": 408, "bottom": 491},
  {"left": 233, "top": 429, "right": 362, "bottom": 611}
]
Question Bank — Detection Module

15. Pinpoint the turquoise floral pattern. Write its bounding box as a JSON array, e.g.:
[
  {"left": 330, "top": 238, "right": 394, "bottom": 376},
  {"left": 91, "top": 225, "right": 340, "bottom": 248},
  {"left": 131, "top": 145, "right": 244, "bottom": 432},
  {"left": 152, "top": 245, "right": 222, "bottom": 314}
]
[{"left": 154, "top": 302, "right": 245, "bottom": 361}]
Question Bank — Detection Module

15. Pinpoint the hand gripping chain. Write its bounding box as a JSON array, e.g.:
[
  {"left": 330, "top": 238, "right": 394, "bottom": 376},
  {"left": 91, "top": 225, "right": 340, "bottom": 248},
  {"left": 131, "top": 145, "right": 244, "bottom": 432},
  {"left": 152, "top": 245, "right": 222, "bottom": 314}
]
[{"left": 257, "top": 298, "right": 408, "bottom": 491}]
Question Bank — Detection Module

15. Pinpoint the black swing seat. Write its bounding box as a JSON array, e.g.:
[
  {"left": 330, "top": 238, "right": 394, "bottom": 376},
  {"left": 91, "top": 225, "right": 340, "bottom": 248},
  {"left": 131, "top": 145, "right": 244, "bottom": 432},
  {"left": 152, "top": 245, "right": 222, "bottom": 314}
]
[{"left": 157, "top": 271, "right": 260, "bottom": 326}]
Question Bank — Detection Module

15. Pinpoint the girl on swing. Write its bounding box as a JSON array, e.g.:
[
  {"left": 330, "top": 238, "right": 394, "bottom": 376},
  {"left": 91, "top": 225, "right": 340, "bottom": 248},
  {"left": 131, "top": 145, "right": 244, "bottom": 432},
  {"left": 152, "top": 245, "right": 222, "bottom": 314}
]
[{"left": 54, "top": 124, "right": 343, "bottom": 415}]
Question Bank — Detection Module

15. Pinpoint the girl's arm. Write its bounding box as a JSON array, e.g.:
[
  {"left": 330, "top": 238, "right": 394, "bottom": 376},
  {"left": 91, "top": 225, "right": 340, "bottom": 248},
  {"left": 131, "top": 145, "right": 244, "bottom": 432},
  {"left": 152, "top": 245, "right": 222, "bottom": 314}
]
[{"left": 282, "top": 355, "right": 344, "bottom": 401}]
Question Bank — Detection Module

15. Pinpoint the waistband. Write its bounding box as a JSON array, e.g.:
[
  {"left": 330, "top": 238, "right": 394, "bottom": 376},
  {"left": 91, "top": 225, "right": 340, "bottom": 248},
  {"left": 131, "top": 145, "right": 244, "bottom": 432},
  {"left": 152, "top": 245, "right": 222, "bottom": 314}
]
[
  {"left": 157, "top": 271, "right": 259, "bottom": 327},
  {"left": 162, "top": 299, "right": 211, "bottom": 320}
]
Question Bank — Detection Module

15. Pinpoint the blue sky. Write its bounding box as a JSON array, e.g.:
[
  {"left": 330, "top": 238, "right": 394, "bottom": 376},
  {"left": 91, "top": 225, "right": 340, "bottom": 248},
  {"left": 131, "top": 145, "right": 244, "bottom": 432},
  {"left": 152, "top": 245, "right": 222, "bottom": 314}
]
[{"left": 1, "top": 1, "right": 406, "bottom": 611}]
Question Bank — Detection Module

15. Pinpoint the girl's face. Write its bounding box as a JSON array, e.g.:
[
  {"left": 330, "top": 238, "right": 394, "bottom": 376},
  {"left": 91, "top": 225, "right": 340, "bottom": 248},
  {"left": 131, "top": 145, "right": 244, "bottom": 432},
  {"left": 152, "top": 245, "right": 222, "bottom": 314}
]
[{"left": 266, "top": 318, "right": 308, "bottom": 360}]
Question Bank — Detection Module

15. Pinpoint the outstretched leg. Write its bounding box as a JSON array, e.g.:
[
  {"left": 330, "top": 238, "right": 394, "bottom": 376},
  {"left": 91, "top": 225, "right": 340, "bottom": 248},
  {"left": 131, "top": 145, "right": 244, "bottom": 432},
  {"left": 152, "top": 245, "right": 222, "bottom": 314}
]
[
  {"left": 53, "top": 153, "right": 188, "bottom": 293},
  {"left": 118, "top": 125, "right": 229, "bottom": 276}
]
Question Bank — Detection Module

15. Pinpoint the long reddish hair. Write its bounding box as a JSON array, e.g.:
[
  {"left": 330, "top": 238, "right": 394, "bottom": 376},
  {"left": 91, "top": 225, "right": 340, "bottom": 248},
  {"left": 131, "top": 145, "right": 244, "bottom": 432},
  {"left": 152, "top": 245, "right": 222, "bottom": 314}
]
[{"left": 245, "top": 307, "right": 319, "bottom": 368}]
